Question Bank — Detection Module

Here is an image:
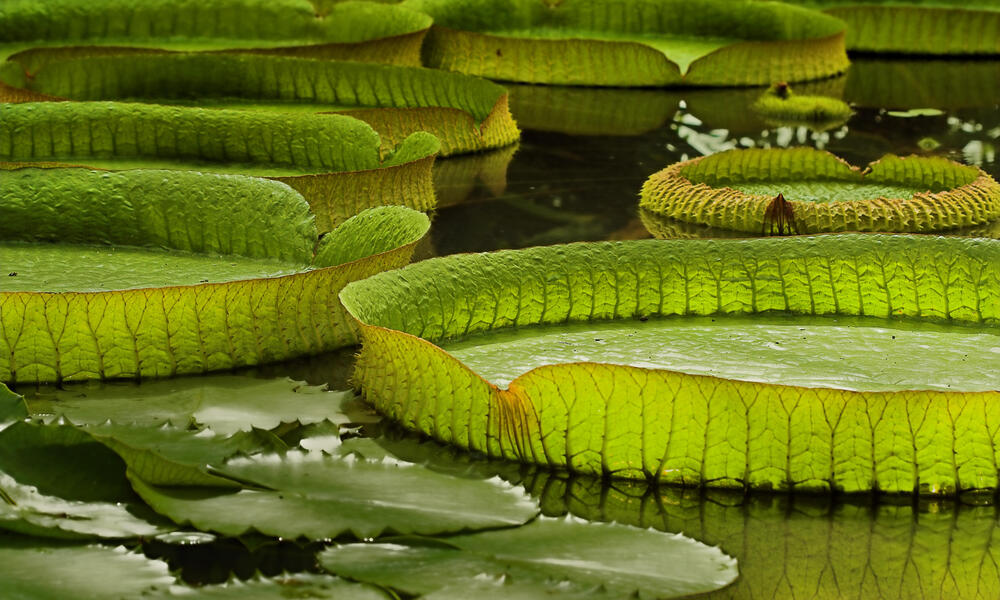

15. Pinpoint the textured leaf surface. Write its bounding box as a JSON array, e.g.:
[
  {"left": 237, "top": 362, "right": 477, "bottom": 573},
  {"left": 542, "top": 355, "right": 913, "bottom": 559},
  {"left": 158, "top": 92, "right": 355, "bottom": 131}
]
[
  {"left": 0, "top": 536, "right": 175, "bottom": 599},
  {"left": 0, "top": 167, "right": 430, "bottom": 383},
  {"left": 403, "top": 0, "right": 848, "bottom": 86},
  {"left": 342, "top": 234, "right": 1000, "bottom": 493},
  {"left": 2, "top": 53, "right": 518, "bottom": 157},
  {"left": 0, "top": 102, "right": 439, "bottom": 232},
  {"left": 640, "top": 147, "right": 1000, "bottom": 233},
  {"left": 130, "top": 450, "right": 539, "bottom": 539},
  {"left": 517, "top": 471, "right": 1000, "bottom": 600},
  {"left": 319, "top": 517, "right": 738, "bottom": 598},
  {"left": 27, "top": 375, "right": 350, "bottom": 433},
  {"left": 146, "top": 573, "right": 391, "bottom": 599},
  {"left": 0, "top": 0, "right": 431, "bottom": 64}
]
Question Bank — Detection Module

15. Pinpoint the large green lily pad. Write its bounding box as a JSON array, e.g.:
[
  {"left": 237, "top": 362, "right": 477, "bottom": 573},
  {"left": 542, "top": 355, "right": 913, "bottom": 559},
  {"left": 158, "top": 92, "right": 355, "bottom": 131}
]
[
  {"left": 341, "top": 234, "right": 1000, "bottom": 494},
  {"left": 0, "top": 0, "right": 432, "bottom": 65},
  {"left": 0, "top": 101, "right": 439, "bottom": 232},
  {"left": 779, "top": 1, "right": 1000, "bottom": 55},
  {"left": 0, "top": 53, "right": 519, "bottom": 157},
  {"left": 401, "top": 0, "right": 849, "bottom": 86},
  {"left": 640, "top": 147, "right": 1000, "bottom": 234},
  {"left": 0, "top": 167, "right": 429, "bottom": 383}
]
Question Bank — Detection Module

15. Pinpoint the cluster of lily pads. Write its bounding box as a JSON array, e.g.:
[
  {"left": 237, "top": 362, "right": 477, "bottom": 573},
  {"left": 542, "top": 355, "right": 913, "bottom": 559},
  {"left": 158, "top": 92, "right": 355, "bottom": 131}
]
[{"left": 2, "top": 0, "right": 1000, "bottom": 598}]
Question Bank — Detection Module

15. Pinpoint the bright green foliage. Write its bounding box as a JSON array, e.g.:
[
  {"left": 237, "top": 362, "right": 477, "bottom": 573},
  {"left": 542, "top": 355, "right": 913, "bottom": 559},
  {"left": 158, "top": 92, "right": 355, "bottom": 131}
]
[
  {"left": 0, "top": 167, "right": 430, "bottom": 383},
  {"left": 403, "top": 0, "right": 849, "bottom": 86},
  {"left": 0, "top": 0, "right": 431, "bottom": 64},
  {"left": 641, "top": 147, "right": 1000, "bottom": 233},
  {"left": 519, "top": 471, "right": 1000, "bottom": 600},
  {"left": 129, "top": 450, "right": 539, "bottom": 539},
  {"left": 342, "top": 234, "right": 1000, "bottom": 494},
  {"left": 780, "top": 1, "right": 1000, "bottom": 55},
  {"left": 0, "top": 53, "right": 519, "bottom": 156},
  {"left": 319, "top": 517, "right": 738, "bottom": 598},
  {"left": 751, "top": 82, "right": 851, "bottom": 128},
  {"left": 0, "top": 538, "right": 175, "bottom": 598}
]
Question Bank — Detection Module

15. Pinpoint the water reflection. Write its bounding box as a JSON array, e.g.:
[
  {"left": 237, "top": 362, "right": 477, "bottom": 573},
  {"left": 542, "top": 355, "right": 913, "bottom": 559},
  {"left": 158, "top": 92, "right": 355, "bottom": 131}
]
[{"left": 508, "top": 470, "right": 1000, "bottom": 600}]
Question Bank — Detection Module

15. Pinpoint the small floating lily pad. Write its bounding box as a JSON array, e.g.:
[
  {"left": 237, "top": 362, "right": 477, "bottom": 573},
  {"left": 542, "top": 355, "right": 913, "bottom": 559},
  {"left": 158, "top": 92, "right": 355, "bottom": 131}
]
[
  {"left": 341, "top": 234, "right": 1000, "bottom": 494},
  {"left": 0, "top": 0, "right": 432, "bottom": 65},
  {"left": 0, "top": 53, "right": 519, "bottom": 157},
  {"left": 640, "top": 147, "right": 1000, "bottom": 234},
  {"left": 402, "top": 0, "right": 849, "bottom": 86},
  {"left": 0, "top": 101, "right": 439, "bottom": 232},
  {"left": 751, "top": 81, "right": 851, "bottom": 130},
  {"left": 0, "top": 167, "right": 429, "bottom": 383}
]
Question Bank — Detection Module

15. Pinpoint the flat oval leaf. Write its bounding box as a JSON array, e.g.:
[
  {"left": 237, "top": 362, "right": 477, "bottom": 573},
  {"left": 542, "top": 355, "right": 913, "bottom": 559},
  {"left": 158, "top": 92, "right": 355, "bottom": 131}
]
[
  {"left": 130, "top": 450, "right": 539, "bottom": 539},
  {"left": 319, "top": 516, "right": 738, "bottom": 598}
]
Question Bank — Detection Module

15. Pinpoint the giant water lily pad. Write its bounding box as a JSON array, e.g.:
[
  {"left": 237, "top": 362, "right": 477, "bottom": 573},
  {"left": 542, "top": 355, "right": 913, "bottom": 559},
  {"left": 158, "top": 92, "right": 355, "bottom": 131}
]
[
  {"left": 0, "top": 53, "right": 519, "bottom": 157},
  {"left": 129, "top": 450, "right": 539, "bottom": 539},
  {"left": 0, "top": 101, "right": 439, "bottom": 232},
  {"left": 779, "top": 1, "right": 1000, "bottom": 55},
  {"left": 341, "top": 234, "right": 1000, "bottom": 494},
  {"left": 319, "top": 517, "right": 738, "bottom": 598},
  {"left": 401, "top": 0, "right": 849, "bottom": 87},
  {"left": 0, "top": 167, "right": 429, "bottom": 383},
  {"left": 640, "top": 147, "right": 1000, "bottom": 234},
  {"left": 0, "top": 0, "right": 431, "bottom": 65}
]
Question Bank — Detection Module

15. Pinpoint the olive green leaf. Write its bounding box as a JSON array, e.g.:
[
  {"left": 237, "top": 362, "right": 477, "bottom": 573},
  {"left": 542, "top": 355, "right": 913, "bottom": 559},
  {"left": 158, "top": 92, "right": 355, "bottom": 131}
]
[
  {"left": 778, "top": 1, "right": 1000, "bottom": 55},
  {"left": 145, "top": 573, "right": 391, "bottom": 599},
  {"left": 751, "top": 82, "right": 851, "bottom": 130},
  {"left": 402, "top": 0, "right": 848, "bottom": 86},
  {"left": 26, "top": 375, "right": 347, "bottom": 433},
  {"left": 516, "top": 470, "right": 1000, "bottom": 600},
  {"left": 0, "top": 0, "right": 431, "bottom": 65},
  {"left": 341, "top": 234, "right": 1000, "bottom": 494},
  {"left": 0, "top": 102, "right": 438, "bottom": 232},
  {"left": 640, "top": 147, "right": 1000, "bottom": 234},
  {"left": 129, "top": 450, "right": 539, "bottom": 539},
  {"left": 0, "top": 421, "right": 171, "bottom": 539},
  {"left": 845, "top": 58, "right": 1000, "bottom": 111},
  {"left": 1, "top": 53, "right": 519, "bottom": 157},
  {"left": 0, "top": 167, "right": 429, "bottom": 383},
  {"left": 319, "top": 516, "right": 738, "bottom": 598},
  {"left": 0, "top": 383, "right": 28, "bottom": 425},
  {"left": 0, "top": 536, "right": 175, "bottom": 598}
]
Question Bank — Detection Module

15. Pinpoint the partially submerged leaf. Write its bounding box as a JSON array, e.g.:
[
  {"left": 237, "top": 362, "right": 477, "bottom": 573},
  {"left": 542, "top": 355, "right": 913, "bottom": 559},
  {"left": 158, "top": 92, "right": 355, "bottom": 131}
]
[
  {"left": 751, "top": 81, "right": 851, "bottom": 130},
  {"left": 0, "top": 536, "right": 175, "bottom": 598},
  {"left": 0, "top": 384, "right": 27, "bottom": 425},
  {"left": 146, "top": 573, "right": 391, "bottom": 599},
  {"left": 0, "top": 0, "right": 432, "bottom": 65},
  {"left": 319, "top": 517, "right": 738, "bottom": 598},
  {"left": 130, "top": 450, "right": 539, "bottom": 539},
  {"left": 402, "top": 0, "right": 849, "bottom": 86},
  {"left": 341, "top": 234, "right": 1000, "bottom": 494},
  {"left": 2, "top": 53, "right": 519, "bottom": 157},
  {"left": 640, "top": 147, "right": 1000, "bottom": 233}
]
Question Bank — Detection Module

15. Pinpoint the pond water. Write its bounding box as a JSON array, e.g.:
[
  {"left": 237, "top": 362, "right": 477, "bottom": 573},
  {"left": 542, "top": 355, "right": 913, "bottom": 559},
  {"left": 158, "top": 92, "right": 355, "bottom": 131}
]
[{"left": 10, "top": 56, "right": 1000, "bottom": 598}]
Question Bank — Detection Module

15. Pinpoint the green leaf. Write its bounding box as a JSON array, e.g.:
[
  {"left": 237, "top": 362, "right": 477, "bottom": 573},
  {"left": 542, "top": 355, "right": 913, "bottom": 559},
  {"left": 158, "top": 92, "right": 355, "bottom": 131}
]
[
  {"left": 640, "top": 147, "right": 999, "bottom": 233},
  {"left": 130, "top": 450, "right": 539, "bottom": 539},
  {"left": 402, "top": 0, "right": 848, "bottom": 86},
  {"left": 146, "top": 573, "right": 391, "bottom": 599},
  {"left": 844, "top": 58, "right": 1000, "bottom": 111},
  {"left": 341, "top": 234, "right": 1000, "bottom": 494},
  {"left": 751, "top": 82, "right": 851, "bottom": 130},
  {"left": 27, "top": 374, "right": 350, "bottom": 433},
  {"left": 0, "top": 0, "right": 431, "bottom": 65},
  {"left": 87, "top": 424, "right": 286, "bottom": 488},
  {"left": 319, "top": 517, "right": 738, "bottom": 598},
  {"left": 0, "top": 384, "right": 27, "bottom": 424},
  {"left": 0, "top": 166, "right": 430, "bottom": 383},
  {"left": 0, "top": 536, "right": 175, "bottom": 598},
  {"left": 4, "top": 53, "right": 519, "bottom": 157},
  {"left": 0, "top": 102, "right": 439, "bottom": 232}
]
